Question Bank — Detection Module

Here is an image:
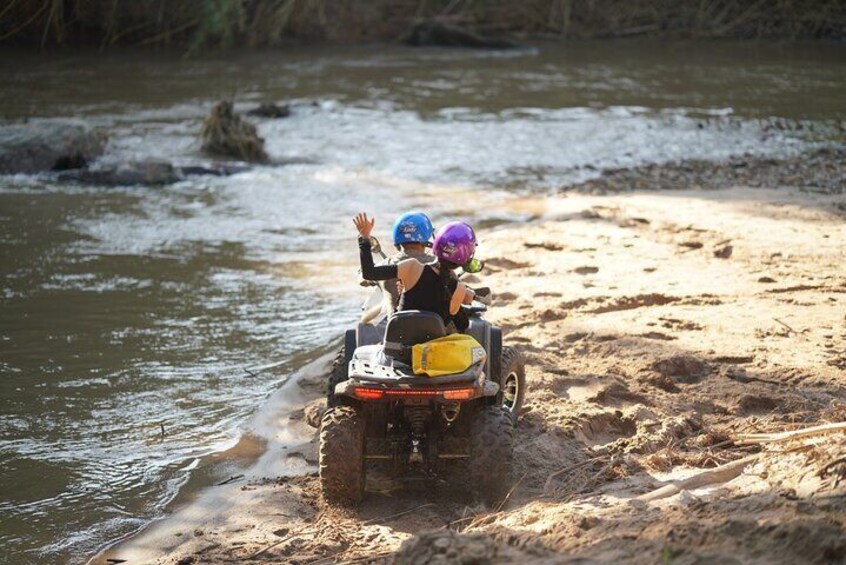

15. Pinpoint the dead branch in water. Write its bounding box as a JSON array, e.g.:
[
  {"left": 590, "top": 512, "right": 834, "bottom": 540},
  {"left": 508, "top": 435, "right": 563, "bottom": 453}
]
[
  {"left": 201, "top": 100, "right": 268, "bottom": 163},
  {"left": 216, "top": 474, "right": 244, "bottom": 486}
]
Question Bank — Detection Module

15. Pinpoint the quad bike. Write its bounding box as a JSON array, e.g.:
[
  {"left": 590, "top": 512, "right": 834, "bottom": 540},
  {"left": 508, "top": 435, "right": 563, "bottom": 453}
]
[
  {"left": 326, "top": 237, "right": 526, "bottom": 420},
  {"left": 319, "top": 238, "right": 525, "bottom": 507}
]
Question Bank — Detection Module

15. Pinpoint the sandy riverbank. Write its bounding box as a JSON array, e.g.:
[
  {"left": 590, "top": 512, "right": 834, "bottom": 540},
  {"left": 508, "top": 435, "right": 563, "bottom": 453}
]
[{"left": 95, "top": 151, "right": 845, "bottom": 564}]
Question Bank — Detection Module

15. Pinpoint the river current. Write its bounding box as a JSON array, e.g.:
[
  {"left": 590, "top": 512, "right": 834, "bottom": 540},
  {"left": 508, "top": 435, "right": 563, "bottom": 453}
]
[{"left": 0, "top": 42, "right": 843, "bottom": 563}]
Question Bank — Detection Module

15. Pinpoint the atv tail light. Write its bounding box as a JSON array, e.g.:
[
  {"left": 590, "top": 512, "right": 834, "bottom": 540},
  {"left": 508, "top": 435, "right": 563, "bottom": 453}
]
[
  {"left": 352, "top": 387, "right": 385, "bottom": 400},
  {"left": 442, "top": 388, "right": 474, "bottom": 400}
]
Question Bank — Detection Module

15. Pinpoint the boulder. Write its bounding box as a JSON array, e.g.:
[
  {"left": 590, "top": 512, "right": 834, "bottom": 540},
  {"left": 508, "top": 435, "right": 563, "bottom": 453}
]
[
  {"left": 403, "top": 21, "right": 525, "bottom": 49},
  {"left": 179, "top": 163, "right": 252, "bottom": 177},
  {"left": 0, "top": 120, "right": 106, "bottom": 174},
  {"left": 200, "top": 101, "right": 268, "bottom": 162},
  {"left": 246, "top": 103, "right": 291, "bottom": 119},
  {"left": 58, "top": 159, "right": 179, "bottom": 186}
]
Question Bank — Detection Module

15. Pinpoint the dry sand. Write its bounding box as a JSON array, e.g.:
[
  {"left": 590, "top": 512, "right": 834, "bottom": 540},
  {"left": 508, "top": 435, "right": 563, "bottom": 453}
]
[{"left": 95, "top": 165, "right": 845, "bottom": 564}]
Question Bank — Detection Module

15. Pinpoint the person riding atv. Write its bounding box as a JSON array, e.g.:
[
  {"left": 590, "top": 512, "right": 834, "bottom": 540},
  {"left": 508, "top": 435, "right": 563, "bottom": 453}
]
[
  {"left": 354, "top": 212, "right": 476, "bottom": 334},
  {"left": 377, "top": 211, "right": 437, "bottom": 320},
  {"left": 326, "top": 211, "right": 525, "bottom": 421},
  {"left": 319, "top": 213, "right": 526, "bottom": 506}
]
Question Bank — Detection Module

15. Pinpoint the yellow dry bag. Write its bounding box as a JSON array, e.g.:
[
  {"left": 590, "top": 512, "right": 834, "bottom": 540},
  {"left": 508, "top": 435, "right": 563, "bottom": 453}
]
[{"left": 412, "top": 334, "right": 487, "bottom": 377}]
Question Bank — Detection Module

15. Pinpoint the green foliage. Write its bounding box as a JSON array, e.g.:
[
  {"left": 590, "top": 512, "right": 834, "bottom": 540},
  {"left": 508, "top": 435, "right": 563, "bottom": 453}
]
[
  {"left": 190, "top": 0, "right": 246, "bottom": 53},
  {"left": 0, "top": 0, "right": 844, "bottom": 49}
]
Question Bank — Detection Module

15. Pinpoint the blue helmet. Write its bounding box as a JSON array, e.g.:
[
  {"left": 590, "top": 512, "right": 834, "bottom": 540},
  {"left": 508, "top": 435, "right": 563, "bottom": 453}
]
[{"left": 392, "top": 211, "right": 434, "bottom": 247}]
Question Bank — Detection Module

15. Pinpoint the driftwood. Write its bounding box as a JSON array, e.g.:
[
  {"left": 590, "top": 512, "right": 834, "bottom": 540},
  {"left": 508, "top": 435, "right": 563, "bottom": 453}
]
[
  {"left": 736, "top": 422, "right": 846, "bottom": 445},
  {"left": 200, "top": 100, "right": 268, "bottom": 162},
  {"left": 543, "top": 456, "right": 605, "bottom": 493},
  {"left": 773, "top": 317, "right": 796, "bottom": 334},
  {"left": 635, "top": 455, "right": 758, "bottom": 502},
  {"left": 216, "top": 474, "right": 244, "bottom": 486}
]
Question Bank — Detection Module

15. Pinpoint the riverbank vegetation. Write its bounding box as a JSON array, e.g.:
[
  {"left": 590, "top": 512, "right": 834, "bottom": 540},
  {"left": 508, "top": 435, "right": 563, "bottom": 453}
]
[{"left": 2, "top": 0, "right": 845, "bottom": 50}]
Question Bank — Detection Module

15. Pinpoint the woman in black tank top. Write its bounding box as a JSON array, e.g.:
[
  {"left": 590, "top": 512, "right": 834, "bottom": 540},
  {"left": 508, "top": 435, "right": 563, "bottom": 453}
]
[
  {"left": 354, "top": 213, "right": 473, "bottom": 331},
  {"left": 397, "top": 263, "right": 467, "bottom": 330}
]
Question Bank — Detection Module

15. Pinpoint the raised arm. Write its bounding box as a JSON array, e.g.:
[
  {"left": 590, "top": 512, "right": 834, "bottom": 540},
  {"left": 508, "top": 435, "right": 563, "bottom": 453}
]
[
  {"left": 359, "top": 237, "right": 398, "bottom": 280},
  {"left": 355, "top": 212, "right": 398, "bottom": 281}
]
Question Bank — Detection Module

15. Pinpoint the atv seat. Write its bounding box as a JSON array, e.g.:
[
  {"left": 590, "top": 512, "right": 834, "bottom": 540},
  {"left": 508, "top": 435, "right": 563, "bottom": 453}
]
[
  {"left": 383, "top": 310, "right": 446, "bottom": 364},
  {"left": 356, "top": 322, "right": 383, "bottom": 348}
]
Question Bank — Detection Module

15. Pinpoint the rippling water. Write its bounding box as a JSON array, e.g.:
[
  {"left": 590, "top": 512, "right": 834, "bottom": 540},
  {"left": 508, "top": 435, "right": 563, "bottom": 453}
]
[{"left": 0, "top": 42, "right": 843, "bottom": 563}]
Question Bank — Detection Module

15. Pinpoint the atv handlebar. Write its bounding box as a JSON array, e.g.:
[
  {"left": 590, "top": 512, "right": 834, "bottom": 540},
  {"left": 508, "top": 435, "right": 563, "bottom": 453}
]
[
  {"left": 472, "top": 287, "right": 491, "bottom": 305},
  {"left": 462, "top": 303, "right": 488, "bottom": 315}
]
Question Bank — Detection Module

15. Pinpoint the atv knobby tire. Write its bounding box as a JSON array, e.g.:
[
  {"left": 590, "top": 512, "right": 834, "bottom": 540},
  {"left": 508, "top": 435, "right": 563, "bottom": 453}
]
[
  {"left": 319, "top": 406, "right": 365, "bottom": 505},
  {"left": 499, "top": 346, "right": 526, "bottom": 422},
  {"left": 326, "top": 349, "right": 347, "bottom": 407},
  {"left": 469, "top": 406, "right": 514, "bottom": 507}
]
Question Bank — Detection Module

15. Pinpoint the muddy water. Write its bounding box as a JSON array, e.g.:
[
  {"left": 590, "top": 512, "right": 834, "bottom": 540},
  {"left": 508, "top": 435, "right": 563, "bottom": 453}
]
[{"left": 0, "top": 41, "right": 843, "bottom": 564}]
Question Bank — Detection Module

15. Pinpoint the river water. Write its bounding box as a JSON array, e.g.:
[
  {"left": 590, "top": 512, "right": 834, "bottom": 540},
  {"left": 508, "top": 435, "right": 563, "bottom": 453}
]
[{"left": 0, "top": 41, "right": 843, "bottom": 564}]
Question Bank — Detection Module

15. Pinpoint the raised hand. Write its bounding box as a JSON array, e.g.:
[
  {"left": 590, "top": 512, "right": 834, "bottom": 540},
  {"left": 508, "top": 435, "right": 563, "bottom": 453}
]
[{"left": 353, "top": 212, "right": 375, "bottom": 239}]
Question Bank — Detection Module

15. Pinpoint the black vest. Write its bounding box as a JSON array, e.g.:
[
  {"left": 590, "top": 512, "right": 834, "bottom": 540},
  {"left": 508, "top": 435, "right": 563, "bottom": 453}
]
[{"left": 398, "top": 265, "right": 456, "bottom": 325}]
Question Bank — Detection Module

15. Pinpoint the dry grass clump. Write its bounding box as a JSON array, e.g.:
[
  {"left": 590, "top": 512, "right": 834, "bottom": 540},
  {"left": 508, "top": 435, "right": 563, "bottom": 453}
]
[{"left": 200, "top": 101, "right": 268, "bottom": 163}]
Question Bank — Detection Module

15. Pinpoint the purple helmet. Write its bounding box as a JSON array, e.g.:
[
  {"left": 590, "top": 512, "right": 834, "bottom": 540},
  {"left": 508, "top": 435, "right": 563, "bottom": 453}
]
[{"left": 433, "top": 221, "right": 477, "bottom": 266}]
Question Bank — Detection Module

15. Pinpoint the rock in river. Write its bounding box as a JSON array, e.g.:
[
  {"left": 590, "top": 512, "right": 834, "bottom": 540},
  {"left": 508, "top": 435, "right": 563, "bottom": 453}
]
[
  {"left": 57, "top": 159, "right": 251, "bottom": 186},
  {"left": 58, "top": 159, "right": 179, "bottom": 185},
  {"left": 0, "top": 120, "right": 106, "bottom": 174},
  {"left": 246, "top": 103, "right": 291, "bottom": 119}
]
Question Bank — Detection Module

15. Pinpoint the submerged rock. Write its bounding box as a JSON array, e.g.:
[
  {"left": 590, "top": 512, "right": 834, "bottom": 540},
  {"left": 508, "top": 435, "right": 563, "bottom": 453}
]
[
  {"left": 246, "top": 103, "right": 291, "bottom": 119},
  {"left": 403, "top": 20, "right": 525, "bottom": 49},
  {"left": 0, "top": 120, "right": 106, "bottom": 174},
  {"left": 57, "top": 159, "right": 250, "bottom": 186},
  {"left": 200, "top": 101, "right": 268, "bottom": 162},
  {"left": 58, "top": 159, "right": 178, "bottom": 185}
]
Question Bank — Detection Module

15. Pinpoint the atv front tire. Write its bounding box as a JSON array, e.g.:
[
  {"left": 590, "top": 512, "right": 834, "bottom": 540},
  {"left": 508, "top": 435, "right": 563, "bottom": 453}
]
[
  {"left": 326, "top": 350, "right": 347, "bottom": 407},
  {"left": 499, "top": 347, "right": 526, "bottom": 422},
  {"left": 469, "top": 406, "right": 514, "bottom": 508},
  {"left": 319, "top": 406, "right": 366, "bottom": 505},
  {"left": 326, "top": 330, "right": 356, "bottom": 407}
]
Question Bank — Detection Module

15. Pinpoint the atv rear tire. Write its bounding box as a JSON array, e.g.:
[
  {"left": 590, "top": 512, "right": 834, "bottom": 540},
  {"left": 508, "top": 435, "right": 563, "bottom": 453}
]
[
  {"left": 499, "top": 347, "right": 526, "bottom": 422},
  {"left": 319, "top": 406, "right": 365, "bottom": 505},
  {"left": 469, "top": 406, "right": 514, "bottom": 508}
]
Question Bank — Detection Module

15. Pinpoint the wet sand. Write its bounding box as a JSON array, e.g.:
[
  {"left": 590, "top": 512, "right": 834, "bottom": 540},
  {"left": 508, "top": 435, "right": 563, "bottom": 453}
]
[{"left": 95, "top": 152, "right": 846, "bottom": 564}]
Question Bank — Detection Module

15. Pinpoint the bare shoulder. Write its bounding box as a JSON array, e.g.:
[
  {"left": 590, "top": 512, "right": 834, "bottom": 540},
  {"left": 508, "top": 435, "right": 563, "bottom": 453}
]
[{"left": 397, "top": 258, "right": 426, "bottom": 289}]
